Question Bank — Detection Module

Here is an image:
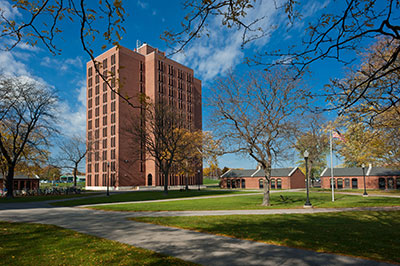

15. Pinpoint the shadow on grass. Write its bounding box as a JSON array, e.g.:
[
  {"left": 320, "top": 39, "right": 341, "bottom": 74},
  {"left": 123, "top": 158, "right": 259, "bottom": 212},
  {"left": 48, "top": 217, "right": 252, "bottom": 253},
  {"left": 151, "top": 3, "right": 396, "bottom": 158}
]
[{"left": 134, "top": 211, "right": 400, "bottom": 264}]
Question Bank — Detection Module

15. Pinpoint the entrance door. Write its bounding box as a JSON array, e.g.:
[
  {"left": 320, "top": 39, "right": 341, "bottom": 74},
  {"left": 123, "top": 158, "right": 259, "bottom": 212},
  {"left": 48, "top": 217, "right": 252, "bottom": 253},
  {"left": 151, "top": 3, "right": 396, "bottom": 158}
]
[{"left": 147, "top": 174, "right": 152, "bottom": 186}]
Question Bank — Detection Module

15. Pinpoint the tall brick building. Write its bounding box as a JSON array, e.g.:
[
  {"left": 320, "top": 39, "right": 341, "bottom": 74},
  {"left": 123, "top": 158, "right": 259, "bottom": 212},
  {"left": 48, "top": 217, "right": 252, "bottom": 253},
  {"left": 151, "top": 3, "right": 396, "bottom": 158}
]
[{"left": 86, "top": 44, "right": 202, "bottom": 190}]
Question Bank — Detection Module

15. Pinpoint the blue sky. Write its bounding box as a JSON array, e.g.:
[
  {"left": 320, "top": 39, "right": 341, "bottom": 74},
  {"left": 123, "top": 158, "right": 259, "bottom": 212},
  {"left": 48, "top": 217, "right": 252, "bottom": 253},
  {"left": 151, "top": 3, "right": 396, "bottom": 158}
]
[{"left": 0, "top": 0, "right": 349, "bottom": 171}]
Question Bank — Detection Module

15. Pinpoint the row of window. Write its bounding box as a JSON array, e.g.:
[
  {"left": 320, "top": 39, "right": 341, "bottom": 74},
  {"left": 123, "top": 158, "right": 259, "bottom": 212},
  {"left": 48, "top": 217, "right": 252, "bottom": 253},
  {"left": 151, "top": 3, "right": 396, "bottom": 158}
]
[
  {"left": 329, "top": 177, "right": 400, "bottom": 189},
  {"left": 87, "top": 172, "right": 116, "bottom": 187}
]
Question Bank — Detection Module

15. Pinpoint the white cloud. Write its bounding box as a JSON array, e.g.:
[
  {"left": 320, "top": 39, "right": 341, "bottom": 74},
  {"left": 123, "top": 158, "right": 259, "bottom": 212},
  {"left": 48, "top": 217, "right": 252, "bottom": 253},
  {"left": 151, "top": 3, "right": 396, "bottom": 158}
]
[
  {"left": 41, "top": 55, "right": 83, "bottom": 72},
  {"left": 170, "top": 1, "right": 281, "bottom": 82},
  {"left": 57, "top": 80, "right": 86, "bottom": 137},
  {"left": 0, "top": 51, "right": 29, "bottom": 76},
  {"left": 137, "top": 0, "right": 148, "bottom": 9},
  {"left": 0, "top": 0, "right": 21, "bottom": 19}
]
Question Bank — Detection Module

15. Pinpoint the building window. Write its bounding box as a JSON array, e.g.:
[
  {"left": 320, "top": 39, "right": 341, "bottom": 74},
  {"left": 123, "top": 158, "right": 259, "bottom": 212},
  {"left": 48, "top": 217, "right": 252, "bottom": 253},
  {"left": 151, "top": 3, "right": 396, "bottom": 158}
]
[
  {"left": 111, "top": 149, "right": 115, "bottom": 159},
  {"left": 277, "top": 178, "right": 282, "bottom": 189},
  {"left": 111, "top": 161, "right": 115, "bottom": 171},
  {"left": 102, "top": 150, "right": 107, "bottom": 161},
  {"left": 88, "top": 88, "right": 92, "bottom": 98},
  {"left": 88, "top": 67, "right": 93, "bottom": 77},
  {"left": 87, "top": 164, "right": 92, "bottom": 173},
  {"left": 102, "top": 138, "right": 107, "bottom": 148},
  {"left": 88, "top": 99, "right": 92, "bottom": 109},
  {"left": 111, "top": 137, "right": 115, "bottom": 147},
  {"left": 271, "top": 179, "right": 275, "bottom": 189},
  {"left": 95, "top": 174, "right": 99, "bottom": 186},
  {"left": 111, "top": 90, "right": 116, "bottom": 99},
  {"left": 259, "top": 179, "right": 263, "bottom": 189},
  {"left": 330, "top": 178, "right": 336, "bottom": 189},
  {"left": 111, "top": 54, "right": 115, "bottom": 65},
  {"left": 352, "top": 178, "right": 358, "bottom": 189},
  {"left": 95, "top": 85, "right": 100, "bottom": 95},
  {"left": 95, "top": 96, "right": 100, "bottom": 106},
  {"left": 227, "top": 179, "right": 231, "bottom": 189},
  {"left": 103, "top": 127, "right": 107, "bottom": 137},
  {"left": 95, "top": 107, "right": 99, "bottom": 117},
  {"left": 111, "top": 113, "right": 115, "bottom": 123},
  {"left": 345, "top": 178, "right": 350, "bottom": 188},
  {"left": 88, "top": 110, "right": 92, "bottom": 119},
  {"left": 103, "top": 92, "right": 107, "bottom": 103},
  {"left": 388, "top": 178, "right": 394, "bottom": 189},
  {"left": 103, "top": 104, "right": 107, "bottom": 114},
  {"left": 379, "top": 178, "right": 386, "bottom": 189},
  {"left": 396, "top": 178, "right": 400, "bottom": 190},
  {"left": 103, "top": 58, "right": 107, "bottom": 69},
  {"left": 95, "top": 129, "right": 99, "bottom": 139},
  {"left": 95, "top": 75, "right": 99, "bottom": 84},
  {"left": 88, "top": 120, "right": 92, "bottom": 130},
  {"left": 103, "top": 82, "right": 107, "bottom": 92},
  {"left": 337, "top": 178, "right": 343, "bottom": 189},
  {"left": 103, "top": 116, "right": 107, "bottom": 126},
  {"left": 111, "top": 101, "right": 116, "bottom": 111},
  {"left": 88, "top": 78, "right": 92, "bottom": 87},
  {"left": 241, "top": 179, "right": 245, "bottom": 189},
  {"left": 95, "top": 118, "right": 99, "bottom": 128},
  {"left": 94, "top": 163, "right": 99, "bottom": 172}
]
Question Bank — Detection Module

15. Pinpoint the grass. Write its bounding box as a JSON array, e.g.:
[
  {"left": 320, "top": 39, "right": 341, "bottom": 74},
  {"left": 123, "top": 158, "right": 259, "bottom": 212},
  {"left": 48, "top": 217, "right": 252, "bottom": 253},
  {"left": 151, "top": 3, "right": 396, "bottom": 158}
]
[
  {"left": 312, "top": 188, "right": 400, "bottom": 195},
  {"left": 0, "top": 221, "right": 196, "bottom": 266},
  {"left": 89, "top": 192, "right": 400, "bottom": 212},
  {"left": 52, "top": 189, "right": 257, "bottom": 207},
  {"left": 40, "top": 181, "right": 86, "bottom": 189},
  {"left": 132, "top": 211, "right": 400, "bottom": 264},
  {"left": 0, "top": 192, "right": 101, "bottom": 203},
  {"left": 202, "top": 178, "right": 219, "bottom": 185}
]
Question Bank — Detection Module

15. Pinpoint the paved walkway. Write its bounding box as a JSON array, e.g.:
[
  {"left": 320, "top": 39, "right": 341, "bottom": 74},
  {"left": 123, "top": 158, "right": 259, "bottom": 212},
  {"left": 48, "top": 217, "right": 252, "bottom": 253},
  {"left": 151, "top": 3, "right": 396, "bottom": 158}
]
[{"left": 0, "top": 201, "right": 398, "bottom": 266}]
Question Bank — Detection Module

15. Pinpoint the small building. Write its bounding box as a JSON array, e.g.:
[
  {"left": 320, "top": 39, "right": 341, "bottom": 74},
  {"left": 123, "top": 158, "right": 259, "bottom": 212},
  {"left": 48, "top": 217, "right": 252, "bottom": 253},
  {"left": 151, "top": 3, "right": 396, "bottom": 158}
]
[
  {"left": 0, "top": 173, "right": 40, "bottom": 190},
  {"left": 320, "top": 166, "right": 400, "bottom": 190},
  {"left": 220, "top": 167, "right": 306, "bottom": 189},
  {"left": 60, "top": 175, "right": 86, "bottom": 183}
]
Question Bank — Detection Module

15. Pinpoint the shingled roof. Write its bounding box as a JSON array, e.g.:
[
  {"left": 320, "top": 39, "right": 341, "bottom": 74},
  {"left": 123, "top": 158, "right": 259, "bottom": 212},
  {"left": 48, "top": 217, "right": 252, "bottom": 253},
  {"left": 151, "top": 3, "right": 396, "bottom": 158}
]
[
  {"left": 320, "top": 167, "right": 400, "bottom": 177},
  {"left": 221, "top": 167, "right": 298, "bottom": 178}
]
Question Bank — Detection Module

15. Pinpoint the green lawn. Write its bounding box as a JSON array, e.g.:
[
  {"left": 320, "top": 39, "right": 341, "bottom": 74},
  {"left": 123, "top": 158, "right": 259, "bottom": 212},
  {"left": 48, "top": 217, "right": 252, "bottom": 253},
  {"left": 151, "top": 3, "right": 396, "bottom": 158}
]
[
  {"left": 203, "top": 178, "right": 219, "bottom": 185},
  {"left": 0, "top": 221, "right": 196, "bottom": 266},
  {"left": 0, "top": 192, "right": 101, "bottom": 203},
  {"left": 52, "top": 189, "right": 257, "bottom": 207},
  {"left": 312, "top": 188, "right": 400, "bottom": 195},
  {"left": 89, "top": 192, "right": 400, "bottom": 212},
  {"left": 133, "top": 211, "right": 400, "bottom": 264}
]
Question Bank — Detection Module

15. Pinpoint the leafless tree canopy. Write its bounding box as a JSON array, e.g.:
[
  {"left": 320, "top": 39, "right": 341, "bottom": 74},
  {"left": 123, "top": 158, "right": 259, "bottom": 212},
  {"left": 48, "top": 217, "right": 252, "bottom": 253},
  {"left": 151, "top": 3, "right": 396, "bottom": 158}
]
[
  {"left": 209, "top": 69, "right": 307, "bottom": 205},
  {"left": 57, "top": 134, "right": 87, "bottom": 186},
  {"left": 165, "top": 0, "right": 400, "bottom": 117},
  {"left": 0, "top": 75, "right": 58, "bottom": 198}
]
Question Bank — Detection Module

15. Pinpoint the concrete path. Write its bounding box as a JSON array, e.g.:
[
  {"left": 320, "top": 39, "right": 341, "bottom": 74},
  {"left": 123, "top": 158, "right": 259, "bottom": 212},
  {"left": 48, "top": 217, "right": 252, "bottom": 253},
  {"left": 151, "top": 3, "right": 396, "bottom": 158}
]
[{"left": 0, "top": 202, "right": 397, "bottom": 266}]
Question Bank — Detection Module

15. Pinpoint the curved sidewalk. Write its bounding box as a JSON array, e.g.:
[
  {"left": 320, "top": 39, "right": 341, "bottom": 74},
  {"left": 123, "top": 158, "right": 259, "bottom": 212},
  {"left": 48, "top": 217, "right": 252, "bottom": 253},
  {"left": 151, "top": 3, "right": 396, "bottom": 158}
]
[{"left": 0, "top": 202, "right": 398, "bottom": 266}]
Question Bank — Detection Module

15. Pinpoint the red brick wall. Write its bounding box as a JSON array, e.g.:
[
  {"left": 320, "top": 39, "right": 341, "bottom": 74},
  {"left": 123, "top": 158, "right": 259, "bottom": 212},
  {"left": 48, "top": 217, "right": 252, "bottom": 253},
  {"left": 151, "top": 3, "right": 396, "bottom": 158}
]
[
  {"left": 321, "top": 175, "right": 400, "bottom": 189},
  {"left": 289, "top": 168, "right": 306, "bottom": 189}
]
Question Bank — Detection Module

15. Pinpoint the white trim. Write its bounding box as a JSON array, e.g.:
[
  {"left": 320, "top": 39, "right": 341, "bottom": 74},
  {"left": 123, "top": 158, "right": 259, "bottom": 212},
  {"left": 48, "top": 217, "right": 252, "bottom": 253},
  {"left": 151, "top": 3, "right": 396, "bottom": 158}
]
[
  {"left": 320, "top": 167, "right": 328, "bottom": 177},
  {"left": 251, "top": 168, "right": 261, "bottom": 177},
  {"left": 288, "top": 167, "right": 297, "bottom": 177},
  {"left": 220, "top": 169, "right": 232, "bottom": 178}
]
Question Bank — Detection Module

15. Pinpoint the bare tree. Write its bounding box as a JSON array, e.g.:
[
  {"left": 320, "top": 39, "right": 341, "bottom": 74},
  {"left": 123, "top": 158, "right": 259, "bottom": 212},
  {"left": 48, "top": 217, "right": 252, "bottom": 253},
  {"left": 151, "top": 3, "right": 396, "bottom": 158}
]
[
  {"left": 57, "top": 134, "right": 87, "bottom": 187},
  {"left": 125, "top": 99, "right": 202, "bottom": 194},
  {"left": 165, "top": 0, "right": 400, "bottom": 117},
  {"left": 209, "top": 69, "right": 307, "bottom": 206},
  {"left": 0, "top": 75, "right": 57, "bottom": 198},
  {"left": 293, "top": 114, "right": 329, "bottom": 182}
]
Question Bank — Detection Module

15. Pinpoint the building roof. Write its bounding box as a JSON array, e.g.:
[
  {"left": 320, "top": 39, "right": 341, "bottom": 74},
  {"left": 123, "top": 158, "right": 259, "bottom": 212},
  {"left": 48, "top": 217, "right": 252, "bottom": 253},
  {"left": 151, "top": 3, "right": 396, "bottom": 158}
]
[
  {"left": 221, "top": 167, "right": 298, "bottom": 178},
  {"left": 1, "top": 174, "right": 40, "bottom": 180},
  {"left": 320, "top": 167, "right": 400, "bottom": 177}
]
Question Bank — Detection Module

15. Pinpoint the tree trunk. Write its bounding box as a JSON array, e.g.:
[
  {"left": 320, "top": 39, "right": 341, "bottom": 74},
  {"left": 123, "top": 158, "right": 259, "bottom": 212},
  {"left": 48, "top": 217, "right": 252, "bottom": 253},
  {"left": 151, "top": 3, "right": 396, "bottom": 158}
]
[
  {"left": 5, "top": 164, "right": 15, "bottom": 199},
  {"left": 185, "top": 174, "right": 189, "bottom": 191},
  {"left": 73, "top": 166, "right": 77, "bottom": 187},
  {"left": 262, "top": 177, "right": 270, "bottom": 206}
]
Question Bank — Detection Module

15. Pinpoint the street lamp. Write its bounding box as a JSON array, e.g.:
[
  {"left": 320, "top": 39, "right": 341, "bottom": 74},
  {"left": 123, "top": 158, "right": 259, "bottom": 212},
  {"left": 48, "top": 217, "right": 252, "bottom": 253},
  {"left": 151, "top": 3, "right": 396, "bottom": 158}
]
[
  {"left": 362, "top": 163, "right": 368, "bottom": 197},
  {"left": 304, "top": 150, "right": 312, "bottom": 208},
  {"left": 106, "top": 162, "right": 110, "bottom": 196}
]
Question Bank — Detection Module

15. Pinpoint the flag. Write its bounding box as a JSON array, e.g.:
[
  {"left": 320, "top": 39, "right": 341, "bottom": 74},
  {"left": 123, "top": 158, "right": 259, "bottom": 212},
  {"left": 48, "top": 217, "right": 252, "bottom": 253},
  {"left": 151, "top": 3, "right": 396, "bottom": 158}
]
[{"left": 332, "top": 130, "right": 345, "bottom": 142}]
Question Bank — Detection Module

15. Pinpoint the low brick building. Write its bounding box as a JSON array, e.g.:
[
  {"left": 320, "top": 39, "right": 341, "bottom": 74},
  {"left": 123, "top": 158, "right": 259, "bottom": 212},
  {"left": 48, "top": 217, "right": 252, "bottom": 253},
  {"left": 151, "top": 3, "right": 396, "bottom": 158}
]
[
  {"left": 0, "top": 174, "right": 40, "bottom": 191},
  {"left": 320, "top": 166, "right": 400, "bottom": 190},
  {"left": 220, "top": 167, "right": 305, "bottom": 189}
]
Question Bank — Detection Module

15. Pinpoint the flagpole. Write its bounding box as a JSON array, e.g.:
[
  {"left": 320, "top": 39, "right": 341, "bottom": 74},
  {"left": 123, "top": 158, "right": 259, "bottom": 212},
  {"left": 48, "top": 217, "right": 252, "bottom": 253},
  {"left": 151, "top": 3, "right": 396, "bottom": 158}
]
[{"left": 330, "top": 129, "right": 335, "bottom": 202}]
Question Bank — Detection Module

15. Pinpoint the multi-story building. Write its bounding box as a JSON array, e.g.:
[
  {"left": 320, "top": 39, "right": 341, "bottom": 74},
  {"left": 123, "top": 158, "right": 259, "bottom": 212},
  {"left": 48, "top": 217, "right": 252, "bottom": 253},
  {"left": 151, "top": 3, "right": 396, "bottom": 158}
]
[{"left": 86, "top": 44, "right": 202, "bottom": 190}]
